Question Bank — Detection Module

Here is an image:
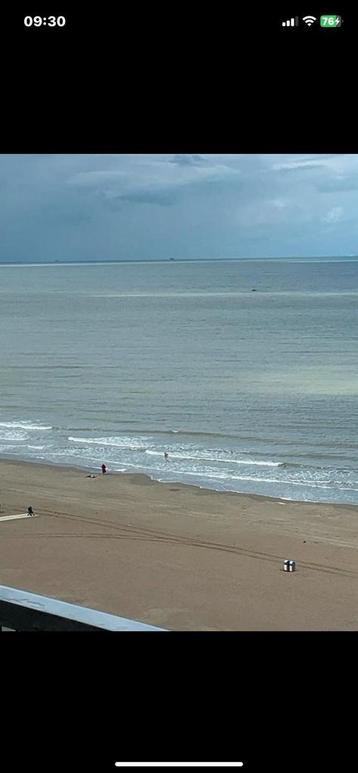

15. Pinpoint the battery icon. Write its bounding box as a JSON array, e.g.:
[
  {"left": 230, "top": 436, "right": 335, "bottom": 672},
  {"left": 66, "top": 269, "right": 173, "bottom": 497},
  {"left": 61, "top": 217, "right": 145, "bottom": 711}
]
[{"left": 320, "top": 15, "right": 342, "bottom": 27}]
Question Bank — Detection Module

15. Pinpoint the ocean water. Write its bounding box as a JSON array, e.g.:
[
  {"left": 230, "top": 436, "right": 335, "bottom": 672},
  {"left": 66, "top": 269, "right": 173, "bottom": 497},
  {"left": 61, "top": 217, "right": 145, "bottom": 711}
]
[{"left": 0, "top": 258, "right": 358, "bottom": 504}]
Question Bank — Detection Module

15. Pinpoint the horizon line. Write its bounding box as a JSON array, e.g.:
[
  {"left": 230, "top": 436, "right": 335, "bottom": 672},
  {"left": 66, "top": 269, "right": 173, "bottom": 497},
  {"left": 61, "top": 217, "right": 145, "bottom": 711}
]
[{"left": 0, "top": 256, "right": 357, "bottom": 266}]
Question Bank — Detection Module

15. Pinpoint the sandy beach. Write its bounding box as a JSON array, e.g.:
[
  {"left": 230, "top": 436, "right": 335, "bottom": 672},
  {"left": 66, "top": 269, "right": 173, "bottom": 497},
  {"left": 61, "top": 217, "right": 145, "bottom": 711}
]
[{"left": 0, "top": 458, "right": 357, "bottom": 630}]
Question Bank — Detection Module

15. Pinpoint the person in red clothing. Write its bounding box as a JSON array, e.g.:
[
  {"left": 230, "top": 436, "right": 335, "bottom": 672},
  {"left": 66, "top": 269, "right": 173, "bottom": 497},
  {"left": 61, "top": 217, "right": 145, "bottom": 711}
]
[{"left": 101, "top": 463, "right": 107, "bottom": 474}]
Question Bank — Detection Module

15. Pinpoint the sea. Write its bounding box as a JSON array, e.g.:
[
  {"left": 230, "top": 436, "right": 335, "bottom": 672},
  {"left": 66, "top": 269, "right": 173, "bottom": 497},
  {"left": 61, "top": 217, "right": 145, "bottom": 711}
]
[{"left": 0, "top": 258, "right": 358, "bottom": 504}]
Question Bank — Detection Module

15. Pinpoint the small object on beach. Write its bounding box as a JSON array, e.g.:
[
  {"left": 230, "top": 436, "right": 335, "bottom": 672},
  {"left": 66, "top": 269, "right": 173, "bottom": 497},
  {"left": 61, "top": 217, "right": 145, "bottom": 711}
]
[
  {"left": 283, "top": 559, "right": 296, "bottom": 572},
  {"left": 27, "top": 506, "right": 34, "bottom": 517},
  {"left": 86, "top": 474, "right": 96, "bottom": 478},
  {"left": 101, "top": 463, "right": 107, "bottom": 474},
  {"left": 251, "top": 288, "right": 257, "bottom": 292}
]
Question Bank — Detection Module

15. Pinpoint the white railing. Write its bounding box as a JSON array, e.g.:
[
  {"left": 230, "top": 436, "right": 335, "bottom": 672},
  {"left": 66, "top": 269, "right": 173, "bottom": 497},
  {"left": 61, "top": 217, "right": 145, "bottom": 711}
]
[{"left": 0, "top": 584, "right": 166, "bottom": 631}]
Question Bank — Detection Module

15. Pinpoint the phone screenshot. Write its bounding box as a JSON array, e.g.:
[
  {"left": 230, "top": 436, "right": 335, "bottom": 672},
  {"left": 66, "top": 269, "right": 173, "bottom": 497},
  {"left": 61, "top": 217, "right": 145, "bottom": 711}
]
[{"left": 0, "top": 7, "right": 355, "bottom": 772}]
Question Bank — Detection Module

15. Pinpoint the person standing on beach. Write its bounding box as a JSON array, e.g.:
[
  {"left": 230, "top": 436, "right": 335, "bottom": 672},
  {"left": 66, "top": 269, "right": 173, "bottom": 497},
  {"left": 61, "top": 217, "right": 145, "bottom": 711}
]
[
  {"left": 27, "top": 506, "right": 34, "bottom": 517},
  {"left": 164, "top": 452, "right": 169, "bottom": 460},
  {"left": 101, "top": 463, "right": 107, "bottom": 474}
]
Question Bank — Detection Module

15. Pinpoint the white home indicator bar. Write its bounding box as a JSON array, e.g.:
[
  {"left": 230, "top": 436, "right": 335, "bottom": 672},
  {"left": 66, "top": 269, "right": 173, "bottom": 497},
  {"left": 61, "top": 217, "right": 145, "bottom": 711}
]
[{"left": 115, "top": 765, "right": 244, "bottom": 769}]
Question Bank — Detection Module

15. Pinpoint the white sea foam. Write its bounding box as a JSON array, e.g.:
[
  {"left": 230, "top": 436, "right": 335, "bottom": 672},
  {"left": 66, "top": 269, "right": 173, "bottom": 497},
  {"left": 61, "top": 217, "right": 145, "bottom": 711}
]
[
  {"left": 0, "top": 429, "right": 28, "bottom": 441},
  {"left": 0, "top": 421, "right": 52, "bottom": 430},
  {"left": 228, "top": 474, "right": 333, "bottom": 489},
  {"left": 145, "top": 449, "right": 281, "bottom": 466},
  {"left": 68, "top": 435, "right": 150, "bottom": 449}
]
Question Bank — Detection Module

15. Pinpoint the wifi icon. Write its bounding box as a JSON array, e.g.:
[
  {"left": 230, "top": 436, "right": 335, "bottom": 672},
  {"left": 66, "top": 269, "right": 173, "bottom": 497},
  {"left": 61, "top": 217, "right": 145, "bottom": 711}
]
[{"left": 302, "top": 15, "right": 317, "bottom": 26}]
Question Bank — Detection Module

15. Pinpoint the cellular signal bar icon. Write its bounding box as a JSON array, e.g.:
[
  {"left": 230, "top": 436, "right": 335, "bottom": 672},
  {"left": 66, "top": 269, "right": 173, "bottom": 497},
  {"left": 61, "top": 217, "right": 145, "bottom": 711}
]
[{"left": 282, "top": 17, "right": 299, "bottom": 27}]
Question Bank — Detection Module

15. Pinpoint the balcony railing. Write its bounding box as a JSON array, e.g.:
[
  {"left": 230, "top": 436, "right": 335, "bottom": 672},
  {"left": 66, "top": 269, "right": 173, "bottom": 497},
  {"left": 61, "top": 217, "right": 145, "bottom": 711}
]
[{"left": 0, "top": 584, "right": 166, "bottom": 631}]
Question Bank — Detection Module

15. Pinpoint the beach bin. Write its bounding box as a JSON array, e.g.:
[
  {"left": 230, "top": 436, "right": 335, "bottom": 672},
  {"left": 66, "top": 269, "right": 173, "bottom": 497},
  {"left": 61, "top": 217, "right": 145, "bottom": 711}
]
[{"left": 283, "top": 559, "right": 296, "bottom": 572}]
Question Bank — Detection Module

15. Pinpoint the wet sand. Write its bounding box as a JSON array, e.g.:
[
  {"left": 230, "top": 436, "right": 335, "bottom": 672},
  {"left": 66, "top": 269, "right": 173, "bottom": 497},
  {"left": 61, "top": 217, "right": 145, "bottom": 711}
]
[{"left": 0, "top": 459, "right": 357, "bottom": 630}]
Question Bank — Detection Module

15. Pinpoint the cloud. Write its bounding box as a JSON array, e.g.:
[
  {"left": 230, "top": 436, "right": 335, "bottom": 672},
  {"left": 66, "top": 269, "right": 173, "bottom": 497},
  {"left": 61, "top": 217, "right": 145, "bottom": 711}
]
[
  {"left": 68, "top": 156, "right": 241, "bottom": 208},
  {"left": 273, "top": 161, "right": 328, "bottom": 173},
  {"left": 271, "top": 155, "right": 358, "bottom": 176},
  {"left": 317, "top": 176, "right": 358, "bottom": 193},
  {"left": 322, "top": 206, "right": 344, "bottom": 223},
  {"left": 169, "top": 154, "right": 206, "bottom": 166},
  {"left": 1, "top": 154, "right": 358, "bottom": 261},
  {"left": 271, "top": 198, "right": 290, "bottom": 209},
  {"left": 113, "top": 187, "right": 177, "bottom": 206}
]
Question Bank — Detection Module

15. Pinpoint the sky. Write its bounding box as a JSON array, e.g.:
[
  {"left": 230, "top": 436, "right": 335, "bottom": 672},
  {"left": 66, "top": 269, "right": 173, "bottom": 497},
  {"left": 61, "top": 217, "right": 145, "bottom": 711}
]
[{"left": 0, "top": 153, "right": 358, "bottom": 262}]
